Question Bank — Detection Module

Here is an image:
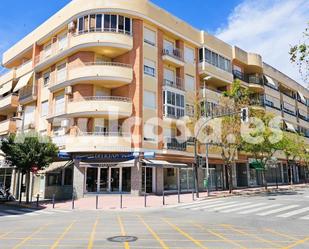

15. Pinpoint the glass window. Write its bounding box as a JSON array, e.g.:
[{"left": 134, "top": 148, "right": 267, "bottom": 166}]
[
  {"left": 64, "top": 167, "right": 73, "bottom": 185},
  {"left": 90, "top": 14, "right": 96, "bottom": 32},
  {"left": 111, "top": 15, "right": 117, "bottom": 31},
  {"left": 78, "top": 17, "right": 84, "bottom": 32},
  {"left": 118, "top": 16, "right": 124, "bottom": 32},
  {"left": 144, "top": 91, "right": 156, "bottom": 109},
  {"left": 144, "top": 59, "right": 156, "bottom": 77},
  {"left": 144, "top": 123, "right": 156, "bottom": 141},
  {"left": 43, "top": 71, "right": 50, "bottom": 86},
  {"left": 24, "top": 105, "right": 36, "bottom": 125},
  {"left": 56, "top": 63, "right": 67, "bottom": 83},
  {"left": 96, "top": 14, "right": 102, "bottom": 30},
  {"left": 199, "top": 48, "right": 204, "bottom": 62},
  {"left": 184, "top": 46, "right": 195, "bottom": 64},
  {"left": 205, "top": 48, "right": 211, "bottom": 63},
  {"left": 41, "top": 101, "right": 49, "bottom": 117},
  {"left": 211, "top": 52, "right": 218, "bottom": 67},
  {"left": 47, "top": 173, "right": 62, "bottom": 186},
  {"left": 144, "top": 27, "right": 156, "bottom": 46},
  {"left": 84, "top": 15, "right": 89, "bottom": 32},
  {"left": 58, "top": 33, "right": 68, "bottom": 51},
  {"left": 44, "top": 43, "right": 52, "bottom": 59},
  {"left": 104, "top": 14, "right": 111, "bottom": 31},
  {"left": 55, "top": 94, "right": 65, "bottom": 115},
  {"left": 164, "top": 168, "right": 177, "bottom": 191},
  {"left": 125, "top": 17, "right": 131, "bottom": 34},
  {"left": 185, "top": 74, "right": 195, "bottom": 91}
]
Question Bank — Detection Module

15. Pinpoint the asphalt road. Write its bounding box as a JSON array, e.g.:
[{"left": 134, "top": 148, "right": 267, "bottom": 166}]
[{"left": 0, "top": 187, "right": 309, "bottom": 249}]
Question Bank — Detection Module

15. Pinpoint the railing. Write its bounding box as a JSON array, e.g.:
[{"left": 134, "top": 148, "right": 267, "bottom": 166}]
[
  {"left": 163, "top": 78, "right": 184, "bottom": 90},
  {"left": 165, "top": 137, "right": 187, "bottom": 151},
  {"left": 162, "top": 48, "right": 184, "bottom": 61},
  {"left": 69, "top": 96, "right": 131, "bottom": 103},
  {"left": 19, "top": 85, "right": 37, "bottom": 101},
  {"left": 83, "top": 61, "right": 132, "bottom": 68},
  {"left": 77, "top": 131, "right": 130, "bottom": 137},
  {"left": 232, "top": 70, "right": 263, "bottom": 85},
  {"left": 249, "top": 96, "right": 265, "bottom": 107},
  {"left": 75, "top": 28, "right": 132, "bottom": 37}
]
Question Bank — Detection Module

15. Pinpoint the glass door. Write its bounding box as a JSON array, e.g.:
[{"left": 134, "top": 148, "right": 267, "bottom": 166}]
[
  {"left": 99, "top": 168, "right": 108, "bottom": 192},
  {"left": 122, "top": 168, "right": 131, "bottom": 193},
  {"left": 86, "top": 168, "right": 98, "bottom": 192},
  {"left": 110, "top": 168, "right": 120, "bottom": 192}
]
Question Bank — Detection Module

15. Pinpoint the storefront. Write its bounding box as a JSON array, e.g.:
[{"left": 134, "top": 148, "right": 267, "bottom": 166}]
[
  {"left": 207, "top": 164, "right": 224, "bottom": 190},
  {"left": 0, "top": 167, "right": 13, "bottom": 190}
]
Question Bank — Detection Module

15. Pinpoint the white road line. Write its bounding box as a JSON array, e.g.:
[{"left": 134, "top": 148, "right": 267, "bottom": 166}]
[
  {"left": 238, "top": 204, "right": 282, "bottom": 214},
  {"left": 190, "top": 201, "right": 232, "bottom": 211},
  {"left": 220, "top": 203, "right": 266, "bottom": 213},
  {"left": 35, "top": 210, "right": 55, "bottom": 215},
  {"left": 176, "top": 199, "right": 227, "bottom": 208},
  {"left": 192, "top": 201, "right": 239, "bottom": 211},
  {"left": 49, "top": 209, "right": 70, "bottom": 213},
  {"left": 300, "top": 215, "right": 309, "bottom": 220},
  {"left": 257, "top": 205, "right": 299, "bottom": 216},
  {"left": 178, "top": 200, "right": 224, "bottom": 209},
  {"left": 277, "top": 207, "right": 309, "bottom": 218},
  {"left": 212, "top": 202, "right": 252, "bottom": 211},
  {"left": 23, "top": 212, "right": 40, "bottom": 216}
]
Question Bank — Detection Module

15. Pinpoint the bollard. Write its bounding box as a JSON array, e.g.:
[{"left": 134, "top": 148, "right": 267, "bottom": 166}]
[
  {"left": 162, "top": 191, "right": 165, "bottom": 206},
  {"left": 144, "top": 193, "right": 147, "bottom": 208},
  {"left": 72, "top": 193, "right": 75, "bottom": 210},
  {"left": 96, "top": 195, "right": 99, "bottom": 210},
  {"left": 36, "top": 194, "right": 40, "bottom": 208},
  {"left": 120, "top": 193, "right": 123, "bottom": 209},
  {"left": 52, "top": 194, "right": 55, "bottom": 209}
]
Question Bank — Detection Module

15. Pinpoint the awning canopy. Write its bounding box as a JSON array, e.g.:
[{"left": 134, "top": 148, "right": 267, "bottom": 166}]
[
  {"left": 297, "top": 91, "right": 306, "bottom": 103},
  {"left": 265, "top": 75, "right": 278, "bottom": 88},
  {"left": 39, "top": 160, "right": 73, "bottom": 174},
  {"left": 284, "top": 121, "right": 296, "bottom": 133},
  {"left": 13, "top": 72, "right": 33, "bottom": 92},
  {"left": 0, "top": 81, "right": 13, "bottom": 95},
  {"left": 142, "top": 159, "right": 188, "bottom": 168},
  {"left": 79, "top": 159, "right": 136, "bottom": 168}
]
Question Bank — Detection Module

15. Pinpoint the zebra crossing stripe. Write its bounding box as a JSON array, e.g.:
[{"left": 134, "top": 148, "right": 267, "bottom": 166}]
[
  {"left": 257, "top": 205, "right": 299, "bottom": 216},
  {"left": 178, "top": 200, "right": 224, "bottom": 209},
  {"left": 23, "top": 212, "right": 40, "bottom": 216},
  {"left": 237, "top": 204, "right": 282, "bottom": 214},
  {"left": 220, "top": 203, "right": 266, "bottom": 213},
  {"left": 211, "top": 202, "right": 252, "bottom": 211},
  {"left": 189, "top": 201, "right": 231, "bottom": 211},
  {"left": 300, "top": 215, "right": 309, "bottom": 220},
  {"left": 276, "top": 207, "right": 309, "bottom": 218}
]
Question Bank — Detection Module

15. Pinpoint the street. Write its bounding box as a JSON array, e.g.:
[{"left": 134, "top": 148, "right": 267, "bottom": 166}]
[{"left": 0, "top": 187, "right": 309, "bottom": 249}]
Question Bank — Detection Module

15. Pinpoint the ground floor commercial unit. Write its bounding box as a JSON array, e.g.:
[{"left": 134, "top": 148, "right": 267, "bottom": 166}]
[{"left": 2, "top": 153, "right": 309, "bottom": 201}]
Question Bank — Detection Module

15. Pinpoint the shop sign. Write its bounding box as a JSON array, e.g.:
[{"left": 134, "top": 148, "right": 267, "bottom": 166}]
[{"left": 75, "top": 153, "right": 135, "bottom": 161}]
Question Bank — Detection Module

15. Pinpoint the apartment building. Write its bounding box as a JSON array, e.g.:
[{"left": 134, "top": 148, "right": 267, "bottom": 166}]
[{"left": 0, "top": 0, "right": 308, "bottom": 199}]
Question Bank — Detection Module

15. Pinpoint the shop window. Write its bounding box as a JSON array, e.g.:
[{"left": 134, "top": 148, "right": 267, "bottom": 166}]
[
  {"left": 64, "top": 167, "right": 73, "bottom": 185},
  {"left": 47, "top": 173, "right": 62, "bottom": 186}
]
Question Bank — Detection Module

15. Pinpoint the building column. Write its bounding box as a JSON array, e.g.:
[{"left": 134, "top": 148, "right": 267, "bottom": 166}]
[
  {"left": 131, "top": 162, "right": 142, "bottom": 196},
  {"left": 156, "top": 167, "right": 164, "bottom": 195},
  {"left": 72, "top": 159, "right": 85, "bottom": 199},
  {"left": 197, "top": 167, "right": 204, "bottom": 191},
  {"left": 246, "top": 162, "right": 251, "bottom": 187}
]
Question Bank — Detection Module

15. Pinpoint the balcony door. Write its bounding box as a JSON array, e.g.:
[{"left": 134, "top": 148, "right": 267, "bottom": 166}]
[{"left": 164, "top": 40, "right": 174, "bottom": 54}]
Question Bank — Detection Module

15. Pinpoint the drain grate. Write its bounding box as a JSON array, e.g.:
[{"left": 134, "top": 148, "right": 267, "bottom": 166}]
[{"left": 107, "top": 236, "right": 138, "bottom": 243}]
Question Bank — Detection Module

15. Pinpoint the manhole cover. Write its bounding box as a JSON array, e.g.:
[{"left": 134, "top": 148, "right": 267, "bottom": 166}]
[{"left": 107, "top": 236, "right": 138, "bottom": 243}]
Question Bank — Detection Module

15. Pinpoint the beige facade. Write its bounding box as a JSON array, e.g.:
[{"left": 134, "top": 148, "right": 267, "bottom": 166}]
[{"left": 0, "top": 0, "right": 308, "bottom": 198}]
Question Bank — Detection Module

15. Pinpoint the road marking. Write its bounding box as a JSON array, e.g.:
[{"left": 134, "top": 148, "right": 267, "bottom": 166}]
[
  {"left": 277, "top": 207, "right": 309, "bottom": 218},
  {"left": 238, "top": 204, "right": 282, "bottom": 214},
  {"left": 191, "top": 201, "right": 238, "bottom": 211},
  {"left": 300, "top": 215, "right": 309, "bottom": 220},
  {"left": 138, "top": 215, "right": 169, "bottom": 249},
  {"left": 193, "top": 223, "right": 246, "bottom": 249},
  {"left": 178, "top": 200, "right": 224, "bottom": 209},
  {"left": 220, "top": 203, "right": 266, "bottom": 213},
  {"left": 50, "top": 221, "right": 75, "bottom": 249},
  {"left": 263, "top": 228, "right": 298, "bottom": 241},
  {"left": 13, "top": 224, "right": 49, "bottom": 249},
  {"left": 221, "top": 224, "right": 281, "bottom": 248},
  {"left": 282, "top": 236, "right": 309, "bottom": 249},
  {"left": 211, "top": 202, "right": 252, "bottom": 211},
  {"left": 162, "top": 218, "right": 207, "bottom": 249},
  {"left": 257, "top": 205, "right": 299, "bottom": 216},
  {"left": 117, "top": 215, "right": 130, "bottom": 249},
  {"left": 87, "top": 218, "right": 99, "bottom": 249}
]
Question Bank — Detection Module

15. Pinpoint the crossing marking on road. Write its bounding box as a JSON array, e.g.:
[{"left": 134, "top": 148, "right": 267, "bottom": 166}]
[
  {"left": 178, "top": 200, "right": 224, "bottom": 209},
  {"left": 257, "top": 205, "right": 299, "bottom": 216},
  {"left": 211, "top": 202, "right": 252, "bottom": 211},
  {"left": 87, "top": 218, "right": 99, "bottom": 249},
  {"left": 12, "top": 223, "right": 50, "bottom": 249},
  {"left": 138, "top": 215, "right": 170, "bottom": 249},
  {"left": 276, "top": 207, "right": 309, "bottom": 218},
  {"left": 117, "top": 215, "right": 130, "bottom": 249},
  {"left": 220, "top": 203, "right": 266, "bottom": 213},
  {"left": 238, "top": 203, "right": 282, "bottom": 214},
  {"left": 193, "top": 223, "right": 246, "bottom": 249},
  {"left": 50, "top": 220, "right": 76, "bottom": 249},
  {"left": 263, "top": 228, "right": 298, "bottom": 241},
  {"left": 162, "top": 218, "right": 207, "bottom": 249},
  {"left": 282, "top": 236, "right": 309, "bottom": 249},
  {"left": 190, "top": 201, "right": 237, "bottom": 211},
  {"left": 300, "top": 215, "right": 309, "bottom": 220}
]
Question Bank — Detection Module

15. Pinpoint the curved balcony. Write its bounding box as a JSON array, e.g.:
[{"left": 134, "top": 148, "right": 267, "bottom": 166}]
[
  {"left": 0, "top": 94, "right": 18, "bottom": 114},
  {"left": 48, "top": 96, "right": 132, "bottom": 120},
  {"left": 35, "top": 29, "right": 133, "bottom": 70},
  {"left": 53, "top": 132, "right": 132, "bottom": 153},
  {"left": 49, "top": 62, "right": 133, "bottom": 92}
]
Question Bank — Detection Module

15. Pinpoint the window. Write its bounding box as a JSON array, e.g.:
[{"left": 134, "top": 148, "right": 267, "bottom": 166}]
[
  {"left": 41, "top": 101, "right": 49, "bottom": 117},
  {"left": 104, "top": 14, "right": 111, "bottom": 31},
  {"left": 125, "top": 17, "right": 131, "bottom": 34},
  {"left": 164, "top": 68, "right": 175, "bottom": 85},
  {"left": 24, "top": 105, "right": 36, "bottom": 126},
  {"left": 144, "top": 59, "right": 156, "bottom": 77},
  {"left": 118, "top": 15, "right": 124, "bottom": 32},
  {"left": 47, "top": 173, "right": 62, "bottom": 186},
  {"left": 64, "top": 167, "right": 73, "bottom": 185},
  {"left": 164, "top": 40, "right": 174, "bottom": 54},
  {"left": 111, "top": 15, "right": 117, "bottom": 31},
  {"left": 55, "top": 94, "right": 65, "bottom": 115},
  {"left": 144, "top": 123, "right": 156, "bottom": 142},
  {"left": 84, "top": 15, "right": 89, "bottom": 32},
  {"left": 163, "top": 90, "right": 185, "bottom": 118},
  {"left": 185, "top": 74, "right": 195, "bottom": 91},
  {"left": 44, "top": 43, "right": 52, "bottom": 59},
  {"left": 58, "top": 33, "right": 68, "bottom": 51},
  {"left": 144, "top": 90, "right": 156, "bottom": 109},
  {"left": 78, "top": 17, "right": 84, "bottom": 33},
  {"left": 43, "top": 71, "right": 50, "bottom": 86},
  {"left": 56, "top": 63, "right": 67, "bottom": 82},
  {"left": 90, "top": 14, "right": 96, "bottom": 32},
  {"left": 94, "top": 118, "right": 106, "bottom": 133},
  {"left": 200, "top": 47, "right": 231, "bottom": 73},
  {"left": 184, "top": 46, "right": 195, "bottom": 64},
  {"left": 96, "top": 14, "right": 102, "bottom": 30},
  {"left": 144, "top": 27, "right": 156, "bottom": 46}
]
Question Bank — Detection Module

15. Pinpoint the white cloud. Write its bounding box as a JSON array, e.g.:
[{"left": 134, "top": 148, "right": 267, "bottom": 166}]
[{"left": 216, "top": 0, "right": 309, "bottom": 86}]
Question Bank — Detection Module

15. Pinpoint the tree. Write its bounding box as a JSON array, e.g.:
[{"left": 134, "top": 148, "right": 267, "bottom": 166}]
[
  {"left": 289, "top": 22, "right": 309, "bottom": 85},
  {"left": 279, "top": 132, "right": 306, "bottom": 185},
  {"left": 1, "top": 132, "right": 58, "bottom": 203},
  {"left": 241, "top": 112, "right": 282, "bottom": 189}
]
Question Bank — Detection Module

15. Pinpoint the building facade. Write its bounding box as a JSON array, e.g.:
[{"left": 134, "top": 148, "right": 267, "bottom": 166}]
[{"left": 0, "top": 0, "right": 308, "bottom": 199}]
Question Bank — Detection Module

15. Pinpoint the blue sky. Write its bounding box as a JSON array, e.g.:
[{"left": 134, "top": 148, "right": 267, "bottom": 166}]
[{"left": 0, "top": 0, "right": 308, "bottom": 84}]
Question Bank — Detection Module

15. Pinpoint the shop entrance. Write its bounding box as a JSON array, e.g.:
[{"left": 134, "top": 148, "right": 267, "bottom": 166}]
[{"left": 85, "top": 167, "right": 131, "bottom": 193}]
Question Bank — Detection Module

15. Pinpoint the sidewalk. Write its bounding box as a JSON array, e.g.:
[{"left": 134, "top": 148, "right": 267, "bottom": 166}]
[{"left": 36, "top": 184, "right": 308, "bottom": 211}]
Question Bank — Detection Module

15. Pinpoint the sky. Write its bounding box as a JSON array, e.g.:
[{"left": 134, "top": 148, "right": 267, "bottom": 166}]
[{"left": 0, "top": 0, "right": 308, "bottom": 85}]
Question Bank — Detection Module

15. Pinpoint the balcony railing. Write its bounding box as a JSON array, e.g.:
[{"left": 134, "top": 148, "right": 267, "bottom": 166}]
[
  {"left": 233, "top": 70, "right": 264, "bottom": 85},
  {"left": 77, "top": 131, "right": 130, "bottom": 137},
  {"left": 249, "top": 96, "right": 265, "bottom": 107},
  {"left": 165, "top": 137, "right": 187, "bottom": 151},
  {"left": 162, "top": 48, "right": 184, "bottom": 61},
  {"left": 69, "top": 96, "right": 131, "bottom": 103},
  {"left": 75, "top": 27, "right": 132, "bottom": 37},
  {"left": 19, "top": 84, "right": 37, "bottom": 102},
  {"left": 163, "top": 78, "right": 184, "bottom": 90}
]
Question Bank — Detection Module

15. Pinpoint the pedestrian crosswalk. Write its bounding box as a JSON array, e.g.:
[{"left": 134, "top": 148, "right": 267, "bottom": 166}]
[
  {"left": 0, "top": 208, "right": 71, "bottom": 219},
  {"left": 172, "top": 198, "right": 309, "bottom": 221}
]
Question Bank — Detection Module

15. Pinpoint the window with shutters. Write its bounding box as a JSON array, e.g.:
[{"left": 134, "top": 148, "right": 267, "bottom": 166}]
[{"left": 144, "top": 27, "right": 156, "bottom": 46}]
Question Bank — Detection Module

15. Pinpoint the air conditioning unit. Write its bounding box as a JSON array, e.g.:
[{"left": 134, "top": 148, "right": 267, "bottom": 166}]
[
  {"left": 65, "top": 86, "right": 72, "bottom": 95},
  {"left": 61, "top": 119, "right": 70, "bottom": 128}
]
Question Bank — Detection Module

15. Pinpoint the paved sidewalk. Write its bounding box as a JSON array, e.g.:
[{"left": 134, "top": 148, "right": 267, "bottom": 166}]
[{"left": 37, "top": 184, "right": 308, "bottom": 211}]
